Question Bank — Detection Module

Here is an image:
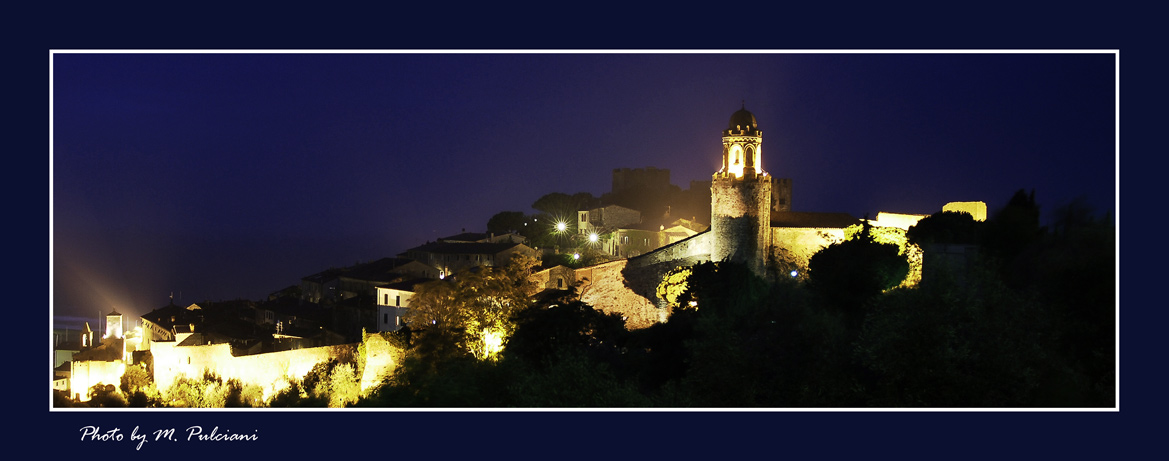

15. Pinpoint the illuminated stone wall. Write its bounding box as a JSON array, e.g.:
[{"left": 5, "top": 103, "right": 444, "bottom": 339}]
[
  {"left": 70, "top": 359, "right": 126, "bottom": 401},
  {"left": 942, "top": 201, "right": 988, "bottom": 221},
  {"left": 150, "top": 337, "right": 370, "bottom": 401},
  {"left": 575, "top": 259, "right": 662, "bottom": 329},
  {"left": 359, "top": 331, "right": 404, "bottom": 393},
  {"left": 769, "top": 227, "right": 846, "bottom": 275}
]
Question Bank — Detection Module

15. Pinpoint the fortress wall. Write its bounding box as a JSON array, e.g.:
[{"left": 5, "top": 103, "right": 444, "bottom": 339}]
[
  {"left": 151, "top": 340, "right": 385, "bottom": 401},
  {"left": 769, "top": 227, "right": 846, "bottom": 274},
  {"left": 69, "top": 360, "right": 126, "bottom": 401},
  {"left": 942, "top": 201, "right": 988, "bottom": 222},
  {"left": 359, "top": 332, "right": 405, "bottom": 392},
  {"left": 574, "top": 234, "right": 712, "bottom": 329},
  {"left": 627, "top": 231, "right": 712, "bottom": 267},
  {"left": 575, "top": 260, "right": 661, "bottom": 329}
]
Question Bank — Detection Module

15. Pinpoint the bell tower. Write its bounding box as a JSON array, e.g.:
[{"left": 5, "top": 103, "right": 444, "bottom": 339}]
[
  {"left": 105, "top": 308, "right": 123, "bottom": 339},
  {"left": 711, "top": 104, "right": 771, "bottom": 277}
]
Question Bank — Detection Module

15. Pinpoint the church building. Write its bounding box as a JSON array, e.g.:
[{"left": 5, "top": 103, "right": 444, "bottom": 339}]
[{"left": 573, "top": 105, "right": 976, "bottom": 329}]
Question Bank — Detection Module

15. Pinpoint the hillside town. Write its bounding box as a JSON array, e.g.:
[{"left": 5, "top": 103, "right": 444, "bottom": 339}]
[{"left": 53, "top": 107, "right": 993, "bottom": 406}]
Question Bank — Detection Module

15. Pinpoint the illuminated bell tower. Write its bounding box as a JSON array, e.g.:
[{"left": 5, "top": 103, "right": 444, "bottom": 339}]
[
  {"left": 711, "top": 104, "right": 771, "bottom": 277},
  {"left": 105, "top": 308, "right": 123, "bottom": 339}
]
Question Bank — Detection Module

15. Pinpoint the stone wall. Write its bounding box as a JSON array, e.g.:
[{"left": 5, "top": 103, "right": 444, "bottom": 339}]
[
  {"left": 149, "top": 334, "right": 401, "bottom": 402},
  {"left": 572, "top": 233, "right": 712, "bottom": 329},
  {"left": 769, "top": 227, "right": 846, "bottom": 275},
  {"left": 359, "top": 331, "right": 404, "bottom": 393},
  {"left": 70, "top": 360, "right": 126, "bottom": 401},
  {"left": 575, "top": 260, "right": 663, "bottom": 329}
]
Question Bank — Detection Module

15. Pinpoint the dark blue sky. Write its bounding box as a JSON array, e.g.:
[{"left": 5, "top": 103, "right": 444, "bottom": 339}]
[{"left": 51, "top": 51, "right": 1116, "bottom": 322}]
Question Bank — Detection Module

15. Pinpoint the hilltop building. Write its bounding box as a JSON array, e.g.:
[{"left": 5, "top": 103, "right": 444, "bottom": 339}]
[{"left": 571, "top": 105, "right": 983, "bottom": 328}]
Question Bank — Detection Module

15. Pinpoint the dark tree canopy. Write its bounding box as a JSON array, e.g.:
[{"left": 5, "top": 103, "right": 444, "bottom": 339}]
[
  {"left": 807, "top": 221, "right": 909, "bottom": 314},
  {"left": 907, "top": 210, "right": 984, "bottom": 246},
  {"left": 983, "top": 188, "right": 1044, "bottom": 260},
  {"left": 486, "top": 211, "right": 528, "bottom": 235}
]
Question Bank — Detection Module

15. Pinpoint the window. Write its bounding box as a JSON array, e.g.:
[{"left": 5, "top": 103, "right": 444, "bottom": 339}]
[
  {"left": 557, "top": 277, "right": 564, "bottom": 289},
  {"left": 384, "top": 313, "right": 388, "bottom": 324},
  {"left": 396, "top": 295, "right": 401, "bottom": 307},
  {"left": 384, "top": 294, "right": 389, "bottom": 305}
]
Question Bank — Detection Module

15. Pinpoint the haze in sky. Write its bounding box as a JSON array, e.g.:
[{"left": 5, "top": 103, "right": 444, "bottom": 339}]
[{"left": 50, "top": 51, "right": 1117, "bottom": 325}]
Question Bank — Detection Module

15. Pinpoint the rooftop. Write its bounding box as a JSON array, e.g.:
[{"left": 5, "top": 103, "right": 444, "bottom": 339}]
[{"left": 771, "top": 211, "right": 860, "bottom": 229}]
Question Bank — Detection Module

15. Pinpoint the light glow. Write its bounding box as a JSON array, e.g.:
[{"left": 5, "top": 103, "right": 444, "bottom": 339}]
[
  {"left": 482, "top": 328, "right": 504, "bottom": 359},
  {"left": 588, "top": 233, "right": 599, "bottom": 243}
]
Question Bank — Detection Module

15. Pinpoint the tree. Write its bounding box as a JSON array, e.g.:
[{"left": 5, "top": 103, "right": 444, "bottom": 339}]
[
  {"left": 983, "top": 188, "right": 1043, "bottom": 262},
  {"left": 487, "top": 211, "right": 528, "bottom": 236},
  {"left": 807, "top": 220, "right": 909, "bottom": 315},
  {"left": 854, "top": 265, "right": 1065, "bottom": 407},
  {"left": 120, "top": 364, "right": 151, "bottom": 395},
  {"left": 86, "top": 384, "right": 127, "bottom": 407},
  {"left": 532, "top": 192, "right": 584, "bottom": 218},
  {"left": 404, "top": 253, "right": 540, "bottom": 361},
  {"left": 906, "top": 210, "right": 984, "bottom": 246},
  {"left": 505, "top": 300, "right": 628, "bottom": 369}
]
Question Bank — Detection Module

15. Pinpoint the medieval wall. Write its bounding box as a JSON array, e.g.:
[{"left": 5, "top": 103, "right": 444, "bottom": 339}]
[
  {"left": 769, "top": 227, "right": 846, "bottom": 275},
  {"left": 575, "top": 260, "right": 663, "bottom": 329},
  {"left": 942, "top": 201, "right": 988, "bottom": 221},
  {"left": 70, "top": 360, "right": 126, "bottom": 401},
  {"left": 359, "top": 332, "right": 405, "bottom": 393},
  {"left": 572, "top": 232, "right": 713, "bottom": 329},
  {"left": 150, "top": 339, "right": 370, "bottom": 401}
]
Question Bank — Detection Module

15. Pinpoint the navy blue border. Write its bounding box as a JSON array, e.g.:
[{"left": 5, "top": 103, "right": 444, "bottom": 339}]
[{"left": 35, "top": 3, "right": 1146, "bottom": 458}]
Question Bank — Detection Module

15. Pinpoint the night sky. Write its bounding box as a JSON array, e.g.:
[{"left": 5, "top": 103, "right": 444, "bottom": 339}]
[{"left": 50, "top": 51, "right": 1116, "bottom": 325}]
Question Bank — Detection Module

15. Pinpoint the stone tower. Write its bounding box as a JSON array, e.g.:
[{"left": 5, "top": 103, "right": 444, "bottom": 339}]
[
  {"left": 710, "top": 104, "right": 771, "bottom": 277},
  {"left": 104, "top": 308, "right": 123, "bottom": 339}
]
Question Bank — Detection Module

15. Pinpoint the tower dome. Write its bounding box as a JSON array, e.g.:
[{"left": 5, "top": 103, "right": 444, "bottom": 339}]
[{"left": 726, "top": 104, "right": 758, "bottom": 134}]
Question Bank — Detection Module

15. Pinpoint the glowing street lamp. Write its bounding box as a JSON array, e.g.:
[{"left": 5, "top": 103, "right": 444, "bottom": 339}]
[
  {"left": 588, "top": 232, "right": 599, "bottom": 243},
  {"left": 555, "top": 221, "right": 567, "bottom": 232}
]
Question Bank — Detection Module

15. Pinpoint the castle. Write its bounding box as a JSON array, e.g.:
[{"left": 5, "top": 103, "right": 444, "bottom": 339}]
[{"left": 567, "top": 105, "right": 982, "bottom": 328}]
